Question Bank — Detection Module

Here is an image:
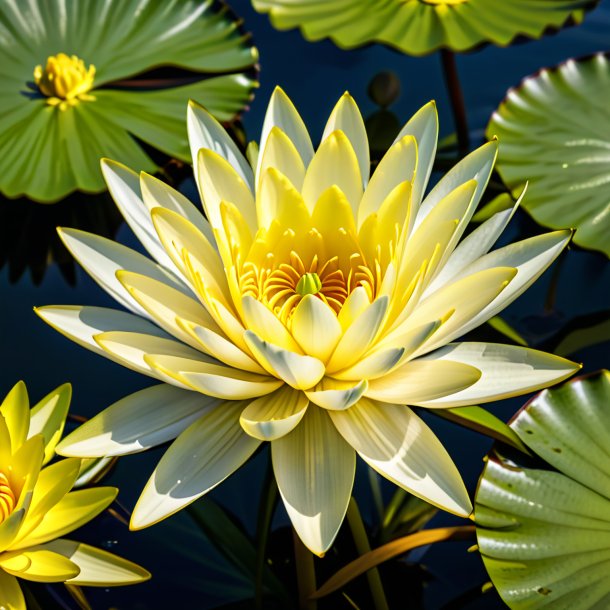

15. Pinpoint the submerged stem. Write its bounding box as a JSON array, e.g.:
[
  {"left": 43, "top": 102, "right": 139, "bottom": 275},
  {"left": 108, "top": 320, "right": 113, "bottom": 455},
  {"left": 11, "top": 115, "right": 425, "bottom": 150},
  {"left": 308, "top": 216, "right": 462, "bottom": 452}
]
[
  {"left": 255, "top": 458, "right": 279, "bottom": 609},
  {"left": 440, "top": 49, "right": 469, "bottom": 154},
  {"left": 293, "top": 529, "right": 317, "bottom": 610},
  {"left": 346, "top": 498, "right": 389, "bottom": 610}
]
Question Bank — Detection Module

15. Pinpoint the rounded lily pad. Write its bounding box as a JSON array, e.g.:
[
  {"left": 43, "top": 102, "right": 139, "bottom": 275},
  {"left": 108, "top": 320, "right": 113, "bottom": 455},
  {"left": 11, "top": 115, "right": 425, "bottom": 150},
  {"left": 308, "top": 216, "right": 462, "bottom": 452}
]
[
  {"left": 251, "top": 0, "right": 599, "bottom": 56},
  {"left": 0, "top": 0, "right": 258, "bottom": 202},
  {"left": 475, "top": 370, "right": 610, "bottom": 609},
  {"left": 488, "top": 53, "right": 610, "bottom": 257}
]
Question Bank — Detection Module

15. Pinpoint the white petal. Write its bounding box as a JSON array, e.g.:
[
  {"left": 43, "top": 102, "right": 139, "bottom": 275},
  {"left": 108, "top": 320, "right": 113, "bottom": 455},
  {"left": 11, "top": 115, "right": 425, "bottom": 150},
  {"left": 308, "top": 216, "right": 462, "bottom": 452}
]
[
  {"left": 305, "top": 380, "right": 368, "bottom": 411},
  {"left": 290, "top": 295, "right": 342, "bottom": 363},
  {"left": 140, "top": 171, "right": 216, "bottom": 247},
  {"left": 445, "top": 230, "right": 571, "bottom": 338},
  {"left": 256, "top": 87, "right": 314, "bottom": 185},
  {"left": 187, "top": 100, "right": 254, "bottom": 191},
  {"left": 101, "top": 160, "right": 176, "bottom": 272},
  {"left": 240, "top": 386, "right": 308, "bottom": 441},
  {"left": 272, "top": 407, "right": 355, "bottom": 555},
  {"left": 330, "top": 399, "right": 472, "bottom": 516},
  {"left": 400, "top": 267, "right": 518, "bottom": 355},
  {"left": 425, "top": 199, "right": 519, "bottom": 296},
  {"left": 365, "top": 359, "right": 481, "bottom": 404},
  {"left": 95, "top": 331, "right": 207, "bottom": 385},
  {"left": 34, "top": 305, "right": 168, "bottom": 365},
  {"left": 414, "top": 343, "right": 580, "bottom": 408},
  {"left": 52, "top": 540, "right": 151, "bottom": 585},
  {"left": 322, "top": 92, "right": 369, "bottom": 186},
  {"left": 393, "top": 101, "right": 438, "bottom": 208},
  {"left": 131, "top": 403, "right": 260, "bottom": 528},
  {"left": 56, "top": 384, "right": 219, "bottom": 457},
  {"left": 415, "top": 140, "right": 498, "bottom": 230},
  {"left": 58, "top": 229, "right": 187, "bottom": 318},
  {"left": 244, "top": 331, "right": 325, "bottom": 390}
]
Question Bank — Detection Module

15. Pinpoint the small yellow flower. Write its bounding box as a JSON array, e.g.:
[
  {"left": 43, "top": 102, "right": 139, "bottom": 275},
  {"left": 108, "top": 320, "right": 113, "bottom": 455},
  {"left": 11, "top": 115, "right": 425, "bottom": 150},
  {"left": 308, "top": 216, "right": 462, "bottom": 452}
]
[
  {"left": 33, "top": 53, "right": 96, "bottom": 110},
  {"left": 0, "top": 382, "right": 149, "bottom": 609},
  {"left": 38, "top": 89, "right": 579, "bottom": 556}
]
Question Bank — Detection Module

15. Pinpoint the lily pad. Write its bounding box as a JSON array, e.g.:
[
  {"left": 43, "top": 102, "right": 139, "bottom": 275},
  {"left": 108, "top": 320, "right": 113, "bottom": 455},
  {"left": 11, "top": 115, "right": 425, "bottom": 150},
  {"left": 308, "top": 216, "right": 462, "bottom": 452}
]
[
  {"left": 488, "top": 53, "right": 610, "bottom": 257},
  {"left": 252, "top": 0, "right": 599, "bottom": 56},
  {"left": 0, "top": 0, "right": 258, "bottom": 202},
  {"left": 475, "top": 370, "right": 610, "bottom": 609}
]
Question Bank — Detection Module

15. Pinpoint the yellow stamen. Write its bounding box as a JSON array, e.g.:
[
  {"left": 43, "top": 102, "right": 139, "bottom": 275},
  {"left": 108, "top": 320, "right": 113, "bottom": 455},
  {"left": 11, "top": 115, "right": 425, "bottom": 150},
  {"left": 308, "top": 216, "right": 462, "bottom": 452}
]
[
  {"left": 0, "top": 471, "right": 15, "bottom": 524},
  {"left": 33, "top": 53, "right": 96, "bottom": 109}
]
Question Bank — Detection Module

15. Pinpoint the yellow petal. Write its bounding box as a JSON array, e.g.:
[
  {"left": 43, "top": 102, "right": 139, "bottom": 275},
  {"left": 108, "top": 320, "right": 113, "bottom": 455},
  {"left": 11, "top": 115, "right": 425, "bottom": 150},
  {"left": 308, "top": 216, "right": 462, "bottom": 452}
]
[
  {"left": 327, "top": 297, "right": 388, "bottom": 372},
  {"left": 197, "top": 148, "right": 257, "bottom": 235},
  {"left": 0, "top": 549, "right": 80, "bottom": 583},
  {"left": 358, "top": 135, "right": 417, "bottom": 227},
  {"left": 0, "top": 570, "right": 25, "bottom": 610},
  {"left": 0, "top": 382, "right": 29, "bottom": 452},
  {"left": 272, "top": 407, "right": 355, "bottom": 556},
  {"left": 290, "top": 295, "right": 342, "bottom": 363},
  {"left": 322, "top": 92, "right": 370, "bottom": 186},
  {"left": 305, "top": 379, "right": 368, "bottom": 411},
  {"left": 117, "top": 270, "right": 221, "bottom": 350},
  {"left": 244, "top": 331, "right": 325, "bottom": 390},
  {"left": 145, "top": 354, "right": 282, "bottom": 400},
  {"left": 365, "top": 359, "right": 481, "bottom": 404},
  {"left": 45, "top": 539, "right": 150, "bottom": 586},
  {"left": 301, "top": 130, "right": 363, "bottom": 216},
  {"left": 240, "top": 386, "right": 309, "bottom": 441}
]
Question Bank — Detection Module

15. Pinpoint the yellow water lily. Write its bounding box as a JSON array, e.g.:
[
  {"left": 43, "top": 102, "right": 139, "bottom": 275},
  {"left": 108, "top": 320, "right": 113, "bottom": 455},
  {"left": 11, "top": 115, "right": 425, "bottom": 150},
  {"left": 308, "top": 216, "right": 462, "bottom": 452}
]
[
  {"left": 38, "top": 88, "right": 579, "bottom": 556},
  {"left": 0, "top": 382, "right": 149, "bottom": 609}
]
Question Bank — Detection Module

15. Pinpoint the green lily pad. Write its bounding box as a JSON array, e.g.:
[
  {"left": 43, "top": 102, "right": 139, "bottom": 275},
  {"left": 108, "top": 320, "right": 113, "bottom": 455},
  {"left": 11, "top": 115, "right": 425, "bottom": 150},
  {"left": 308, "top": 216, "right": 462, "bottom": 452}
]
[
  {"left": 488, "top": 53, "right": 610, "bottom": 257},
  {"left": 252, "top": 0, "right": 598, "bottom": 56},
  {"left": 475, "top": 370, "right": 610, "bottom": 609},
  {"left": 0, "top": 0, "right": 258, "bottom": 202}
]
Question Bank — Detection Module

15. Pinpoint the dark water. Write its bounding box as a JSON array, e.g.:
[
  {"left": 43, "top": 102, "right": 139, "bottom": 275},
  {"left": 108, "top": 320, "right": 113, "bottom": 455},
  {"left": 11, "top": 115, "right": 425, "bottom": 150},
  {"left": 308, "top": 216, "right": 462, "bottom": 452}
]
[{"left": 1, "top": 1, "right": 609, "bottom": 608}]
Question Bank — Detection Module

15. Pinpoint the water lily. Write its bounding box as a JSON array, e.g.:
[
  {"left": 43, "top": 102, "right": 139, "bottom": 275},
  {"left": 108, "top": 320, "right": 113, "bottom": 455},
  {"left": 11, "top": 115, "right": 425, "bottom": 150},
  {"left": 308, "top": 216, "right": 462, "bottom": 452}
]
[
  {"left": 38, "top": 89, "right": 579, "bottom": 556},
  {"left": 0, "top": 0, "right": 258, "bottom": 202},
  {"left": 251, "top": 0, "right": 599, "bottom": 55},
  {"left": 0, "top": 381, "right": 149, "bottom": 610}
]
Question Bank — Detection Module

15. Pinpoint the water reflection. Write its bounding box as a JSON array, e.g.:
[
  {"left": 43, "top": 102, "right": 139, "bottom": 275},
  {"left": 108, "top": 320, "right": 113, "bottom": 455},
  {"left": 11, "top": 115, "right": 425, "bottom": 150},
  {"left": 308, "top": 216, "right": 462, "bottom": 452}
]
[{"left": 0, "top": 191, "right": 122, "bottom": 285}]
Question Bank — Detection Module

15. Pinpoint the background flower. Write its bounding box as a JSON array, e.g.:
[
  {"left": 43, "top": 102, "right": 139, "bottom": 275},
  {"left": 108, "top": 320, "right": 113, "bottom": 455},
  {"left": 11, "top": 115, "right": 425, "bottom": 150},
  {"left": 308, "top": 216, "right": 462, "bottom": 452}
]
[
  {"left": 250, "top": 0, "right": 599, "bottom": 56},
  {"left": 0, "top": 0, "right": 258, "bottom": 202},
  {"left": 37, "top": 89, "right": 578, "bottom": 556},
  {"left": 0, "top": 381, "right": 149, "bottom": 610}
]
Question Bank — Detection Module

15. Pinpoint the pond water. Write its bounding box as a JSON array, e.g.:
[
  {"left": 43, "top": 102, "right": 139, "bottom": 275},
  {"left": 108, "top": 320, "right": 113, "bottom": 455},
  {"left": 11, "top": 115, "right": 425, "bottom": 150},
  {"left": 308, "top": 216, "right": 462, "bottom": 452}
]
[{"left": 1, "top": 1, "right": 609, "bottom": 608}]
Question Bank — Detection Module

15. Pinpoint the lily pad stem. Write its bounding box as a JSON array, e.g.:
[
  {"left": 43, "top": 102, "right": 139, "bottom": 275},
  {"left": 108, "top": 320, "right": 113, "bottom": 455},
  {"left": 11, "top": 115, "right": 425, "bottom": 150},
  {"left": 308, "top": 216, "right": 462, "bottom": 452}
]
[
  {"left": 440, "top": 49, "right": 469, "bottom": 154},
  {"left": 293, "top": 529, "right": 317, "bottom": 610},
  {"left": 346, "top": 497, "right": 389, "bottom": 610}
]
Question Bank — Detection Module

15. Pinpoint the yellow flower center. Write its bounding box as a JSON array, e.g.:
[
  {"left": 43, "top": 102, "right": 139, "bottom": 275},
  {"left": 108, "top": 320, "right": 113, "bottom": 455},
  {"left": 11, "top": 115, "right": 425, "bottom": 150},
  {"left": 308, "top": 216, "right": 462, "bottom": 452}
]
[
  {"left": 0, "top": 471, "right": 15, "bottom": 524},
  {"left": 33, "top": 53, "right": 96, "bottom": 109},
  {"left": 296, "top": 272, "right": 323, "bottom": 296}
]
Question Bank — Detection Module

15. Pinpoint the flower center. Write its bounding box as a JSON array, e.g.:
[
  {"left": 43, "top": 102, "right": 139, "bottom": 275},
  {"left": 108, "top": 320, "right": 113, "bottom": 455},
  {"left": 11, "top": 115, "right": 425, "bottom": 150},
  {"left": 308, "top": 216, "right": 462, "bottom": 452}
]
[
  {"left": 296, "top": 272, "right": 322, "bottom": 296},
  {"left": 0, "top": 471, "right": 15, "bottom": 524},
  {"left": 33, "top": 53, "right": 96, "bottom": 108}
]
